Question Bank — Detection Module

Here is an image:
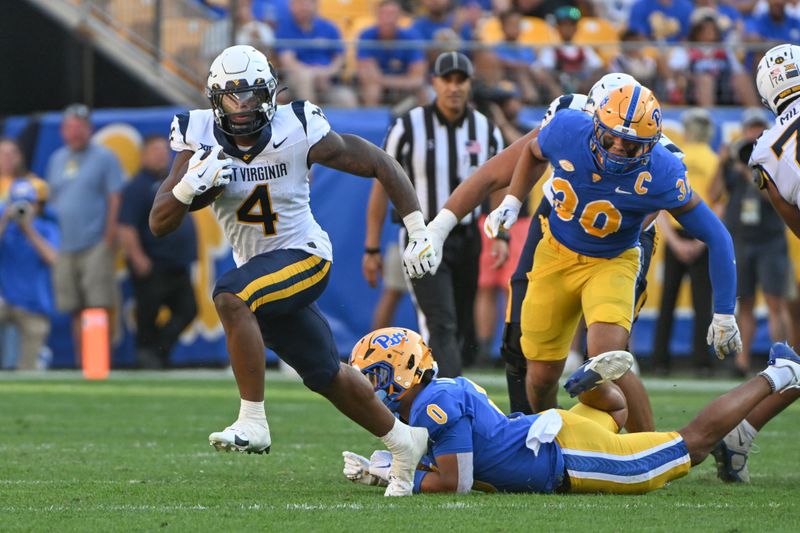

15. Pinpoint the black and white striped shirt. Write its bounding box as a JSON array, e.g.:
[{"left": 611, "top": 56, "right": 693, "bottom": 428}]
[{"left": 384, "top": 103, "right": 504, "bottom": 224}]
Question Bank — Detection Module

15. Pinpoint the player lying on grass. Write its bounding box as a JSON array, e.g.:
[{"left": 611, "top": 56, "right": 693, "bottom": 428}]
[{"left": 342, "top": 327, "right": 800, "bottom": 494}]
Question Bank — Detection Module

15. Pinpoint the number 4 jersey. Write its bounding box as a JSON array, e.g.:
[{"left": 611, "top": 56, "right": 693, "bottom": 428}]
[
  {"left": 169, "top": 101, "right": 333, "bottom": 266},
  {"left": 750, "top": 100, "right": 800, "bottom": 207}
]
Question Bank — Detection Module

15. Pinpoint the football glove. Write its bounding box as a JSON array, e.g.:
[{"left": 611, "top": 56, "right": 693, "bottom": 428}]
[
  {"left": 402, "top": 211, "right": 437, "bottom": 279},
  {"left": 484, "top": 195, "right": 522, "bottom": 239},
  {"left": 172, "top": 146, "right": 233, "bottom": 205},
  {"left": 342, "top": 451, "right": 389, "bottom": 487},
  {"left": 752, "top": 166, "right": 772, "bottom": 191},
  {"left": 707, "top": 313, "right": 743, "bottom": 359},
  {"left": 426, "top": 209, "right": 458, "bottom": 275}
]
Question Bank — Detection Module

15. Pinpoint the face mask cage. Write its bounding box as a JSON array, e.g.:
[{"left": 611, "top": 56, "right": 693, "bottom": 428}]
[
  {"left": 362, "top": 361, "right": 407, "bottom": 411},
  {"left": 208, "top": 78, "right": 277, "bottom": 136},
  {"left": 591, "top": 115, "right": 659, "bottom": 174}
]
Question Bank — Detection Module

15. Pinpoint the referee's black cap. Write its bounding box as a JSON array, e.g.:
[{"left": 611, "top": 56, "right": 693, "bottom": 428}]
[{"left": 433, "top": 51, "right": 474, "bottom": 78}]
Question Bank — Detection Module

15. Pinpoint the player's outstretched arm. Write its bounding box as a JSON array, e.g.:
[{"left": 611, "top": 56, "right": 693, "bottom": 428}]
[
  {"left": 309, "top": 131, "right": 420, "bottom": 217},
  {"left": 150, "top": 150, "right": 194, "bottom": 237},
  {"left": 669, "top": 196, "right": 741, "bottom": 358},
  {"left": 441, "top": 129, "right": 538, "bottom": 220},
  {"left": 310, "top": 131, "right": 436, "bottom": 278}
]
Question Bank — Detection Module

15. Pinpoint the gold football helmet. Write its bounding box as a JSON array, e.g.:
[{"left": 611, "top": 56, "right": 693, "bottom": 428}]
[
  {"left": 591, "top": 84, "right": 662, "bottom": 174},
  {"left": 349, "top": 328, "right": 436, "bottom": 411}
]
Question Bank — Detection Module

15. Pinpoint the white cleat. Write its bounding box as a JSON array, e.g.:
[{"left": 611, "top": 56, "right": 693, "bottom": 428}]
[
  {"left": 209, "top": 419, "right": 271, "bottom": 454},
  {"left": 563, "top": 350, "right": 634, "bottom": 398},
  {"left": 384, "top": 426, "right": 429, "bottom": 497}
]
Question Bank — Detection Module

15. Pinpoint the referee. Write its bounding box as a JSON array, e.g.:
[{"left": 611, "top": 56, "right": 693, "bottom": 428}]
[{"left": 363, "top": 51, "right": 504, "bottom": 377}]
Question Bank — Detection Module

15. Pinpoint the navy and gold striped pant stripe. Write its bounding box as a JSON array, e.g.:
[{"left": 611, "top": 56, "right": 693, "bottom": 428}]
[
  {"left": 214, "top": 250, "right": 331, "bottom": 317},
  {"left": 213, "top": 249, "right": 338, "bottom": 391}
]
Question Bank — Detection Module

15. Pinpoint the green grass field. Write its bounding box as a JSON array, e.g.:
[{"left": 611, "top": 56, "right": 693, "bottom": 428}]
[{"left": 1, "top": 370, "right": 797, "bottom": 532}]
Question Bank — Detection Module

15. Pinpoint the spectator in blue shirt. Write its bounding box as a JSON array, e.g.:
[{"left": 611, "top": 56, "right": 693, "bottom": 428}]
[
  {"left": 357, "top": 0, "right": 428, "bottom": 107},
  {"left": 411, "top": 0, "right": 478, "bottom": 53},
  {"left": 0, "top": 178, "right": 59, "bottom": 370},
  {"left": 493, "top": 10, "right": 540, "bottom": 104},
  {"left": 628, "top": 0, "right": 694, "bottom": 42},
  {"left": 275, "top": 0, "right": 357, "bottom": 106},
  {"left": 118, "top": 136, "right": 198, "bottom": 369},
  {"left": 745, "top": 0, "right": 800, "bottom": 44}
]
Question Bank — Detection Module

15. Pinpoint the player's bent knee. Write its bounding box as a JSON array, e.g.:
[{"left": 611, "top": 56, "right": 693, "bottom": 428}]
[
  {"left": 302, "top": 361, "right": 342, "bottom": 393},
  {"left": 213, "top": 292, "right": 249, "bottom": 319}
]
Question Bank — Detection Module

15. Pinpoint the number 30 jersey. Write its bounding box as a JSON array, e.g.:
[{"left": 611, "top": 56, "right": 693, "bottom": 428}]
[
  {"left": 750, "top": 100, "right": 800, "bottom": 207},
  {"left": 169, "top": 101, "right": 333, "bottom": 267},
  {"left": 537, "top": 109, "right": 692, "bottom": 258}
]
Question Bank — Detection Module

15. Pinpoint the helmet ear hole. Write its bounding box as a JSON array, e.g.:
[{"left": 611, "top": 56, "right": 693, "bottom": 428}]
[{"left": 407, "top": 354, "right": 415, "bottom": 369}]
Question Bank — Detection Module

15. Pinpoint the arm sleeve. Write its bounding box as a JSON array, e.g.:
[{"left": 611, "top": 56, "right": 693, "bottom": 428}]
[
  {"left": 103, "top": 149, "right": 126, "bottom": 194},
  {"left": 674, "top": 200, "right": 737, "bottom": 314}
]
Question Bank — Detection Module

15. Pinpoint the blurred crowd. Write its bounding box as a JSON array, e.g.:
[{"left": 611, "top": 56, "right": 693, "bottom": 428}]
[{"left": 195, "top": 0, "right": 800, "bottom": 109}]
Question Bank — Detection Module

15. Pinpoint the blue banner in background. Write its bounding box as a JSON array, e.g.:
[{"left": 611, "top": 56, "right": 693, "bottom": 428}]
[{"left": 1, "top": 105, "right": 775, "bottom": 368}]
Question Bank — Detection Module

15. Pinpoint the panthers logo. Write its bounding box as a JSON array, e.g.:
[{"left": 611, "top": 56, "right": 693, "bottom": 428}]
[
  {"left": 372, "top": 331, "right": 407, "bottom": 349},
  {"left": 651, "top": 107, "right": 662, "bottom": 128}
]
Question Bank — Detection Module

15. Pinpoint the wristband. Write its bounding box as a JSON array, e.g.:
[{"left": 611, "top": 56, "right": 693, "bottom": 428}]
[
  {"left": 495, "top": 228, "right": 510, "bottom": 242},
  {"left": 172, "top": 179, "right": 195, "bottom": 205},
  {"left": 364, "top": 247, "right": 381, "bottom": 255}
]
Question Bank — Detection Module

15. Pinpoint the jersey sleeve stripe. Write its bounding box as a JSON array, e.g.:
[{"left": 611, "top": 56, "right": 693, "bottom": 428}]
[{"left": 291, "top": 100, "right": 308, "bottom": 134}]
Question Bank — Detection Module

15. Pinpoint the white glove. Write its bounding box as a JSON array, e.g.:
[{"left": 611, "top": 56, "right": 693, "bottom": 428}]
[
  {"left": 402, "top": 211, "right": 437, "bottom": 279},
  {"left": 484, "top": 195, "right": 522, "bottom": 238},
  {"left": 172, "top": 146, "right": 233, "bottom": 205},
  {"left": 367, "top": 449, "right": 393, "bottom": 484},
  {"left": 342, "top": 451, "right": 389, "bottom": 487},
  {"left": 707, "top": 313, "right": 742, "bottom": 359},
  {"left": 426, "top": 209, "right": 458, "bottom": 275}
]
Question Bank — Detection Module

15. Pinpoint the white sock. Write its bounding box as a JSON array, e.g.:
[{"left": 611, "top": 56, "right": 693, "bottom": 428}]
[
  {"left": 379, "top": 418, "right": 408, "bottom": 452},
  {"left": 738, "top": 419, "right": 757, "bottom": 451},
  {"left": 759, "top": 366, "right": 794, "bottom": 392},
  {"left": 238, "top": 399, "right": 266, "bottom": 424}
]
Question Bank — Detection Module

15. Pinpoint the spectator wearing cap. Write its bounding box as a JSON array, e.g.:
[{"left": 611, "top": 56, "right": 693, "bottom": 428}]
[
  {"left": 363, "top": 52, "right": 504, "bottom": 376},
  {"left": 357, "top": 0, "right": 428, "bottom": 108},
  {"left": 0, "top": 178, "right": 59, "bottom": 370},
  {"left": 652, "top": 108, "right": 719, "bottom": 377},
  {"left": 118, "top": 135, "right": 198, "bottom": 369},
  {"left": 535, "top": 6, "right": 604, "bottom": 97},
  {"left": 45, "top": 104, "right": 124, "bottom": 367},
  {"left": 709, "top": 108, "right": 792, "bottom": 377},
  {"left": 667, "top": 8, "right": 758, "bottom": 107}
]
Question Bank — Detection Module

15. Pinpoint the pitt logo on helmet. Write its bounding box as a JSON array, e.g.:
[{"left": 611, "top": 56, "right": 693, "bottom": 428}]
[
  {"left": 350, "top": 328, "right": 436, "bottom": 411},
  {"left": 591, "top": 85, "right": 662, "bottom": 174}
]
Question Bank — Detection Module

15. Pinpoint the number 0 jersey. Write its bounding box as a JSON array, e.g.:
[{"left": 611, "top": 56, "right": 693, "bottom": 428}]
[
  {"left": 537, "top": 109, "right": 692, "bottom": 258},
  {"left": 169, "top": 101, "right": 333, "bottom": 266},
  {"left": 750, "top": 99, "right": 800, "bottom": 207},
  {"left": 410, "top": 377, "right": 564, "bottom": 493}
]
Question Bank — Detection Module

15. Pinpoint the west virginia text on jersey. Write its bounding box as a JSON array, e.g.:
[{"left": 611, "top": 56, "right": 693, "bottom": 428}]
[
  {"left": 538, "top": 109, "right": 691, "bottom": 258},
  {"left": 170, "top": 101, "right": 333, "bottom": 267}
]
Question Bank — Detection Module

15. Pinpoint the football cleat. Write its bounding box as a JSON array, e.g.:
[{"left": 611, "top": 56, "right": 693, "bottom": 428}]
[
  {"left": 209, "top": 419, "right": 271, "bottom": 454},
  {"left": 761, "top": 342, "right": 800, "bottom": 392},
  {"left": 384, "top": 425, "right": 429, "bottom": 497},
  {"left": 564, "top": 350, "right": 634, "bottom": 398},
  {"left": 711, "top": 425, "right": 752, "bottom": 483}
]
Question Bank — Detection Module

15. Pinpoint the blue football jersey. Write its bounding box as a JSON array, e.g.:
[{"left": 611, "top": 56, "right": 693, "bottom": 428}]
[
  {"left": 409, "top": 377, "right": 564, "bottom": 493},
  {"left": 537, "top": 109, "right": 692, "bottom": 258}
]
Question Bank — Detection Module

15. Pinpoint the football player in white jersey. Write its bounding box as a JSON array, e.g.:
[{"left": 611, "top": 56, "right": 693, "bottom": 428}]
[
  {"left": 423, "top": 74, "right": 681, "bottom": 431},
  {"left": 711, "top": 43, "right": 800, "bottom": 484},
  {"left": 149, "top": 45, "right": 436, "bottom": 497}
]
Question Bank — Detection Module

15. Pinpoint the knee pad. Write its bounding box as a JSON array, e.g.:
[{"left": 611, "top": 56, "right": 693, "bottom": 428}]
[{"left": 501, "top": 322, "right": 527, "bottom": 375}]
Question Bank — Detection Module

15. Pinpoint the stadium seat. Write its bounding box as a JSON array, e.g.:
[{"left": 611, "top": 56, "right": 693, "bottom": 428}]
[
  {"left": 573, "top": 17, "right": 621, "bottom": 66},
  {"left": 477, "top": 16, "right": 560, "bottom": 46},
  {"left": 107, "top": 0, "right": 157, "bottom": 44},
  {"left": 160, "top": 17, "right": 210, "bottom": 80},
  {"left": 341, "top": 14, "right": 412, "bottom": 82},
  {"left": 320, "top": 0, "right": 379, "bottom": 36}
]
